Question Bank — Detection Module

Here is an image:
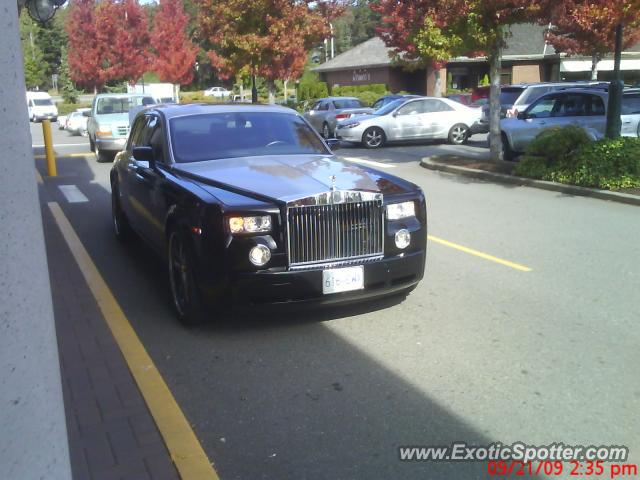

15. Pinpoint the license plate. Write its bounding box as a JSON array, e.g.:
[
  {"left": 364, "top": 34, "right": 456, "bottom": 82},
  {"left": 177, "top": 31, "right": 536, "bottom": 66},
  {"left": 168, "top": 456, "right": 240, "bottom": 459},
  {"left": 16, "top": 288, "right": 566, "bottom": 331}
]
[{"left": 322, "top": 266, "right": 364, "bottom": 295}]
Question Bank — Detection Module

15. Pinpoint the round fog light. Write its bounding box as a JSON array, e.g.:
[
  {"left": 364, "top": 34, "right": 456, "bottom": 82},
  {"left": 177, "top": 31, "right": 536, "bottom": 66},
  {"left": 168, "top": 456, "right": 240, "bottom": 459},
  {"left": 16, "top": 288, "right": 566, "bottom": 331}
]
[
  {"left": 249, "top": 244, "right": 271, "bottom": 266},
  {"left": 395, "top": 229, "right": 411, "bottom": 249}
]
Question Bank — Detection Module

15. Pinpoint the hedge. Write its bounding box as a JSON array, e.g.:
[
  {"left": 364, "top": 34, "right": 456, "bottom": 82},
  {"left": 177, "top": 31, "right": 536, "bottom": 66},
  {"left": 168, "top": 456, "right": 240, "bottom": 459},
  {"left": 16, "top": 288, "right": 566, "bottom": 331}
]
[{"left": 515, "top": 126, "right": 640, "bottom": 190}]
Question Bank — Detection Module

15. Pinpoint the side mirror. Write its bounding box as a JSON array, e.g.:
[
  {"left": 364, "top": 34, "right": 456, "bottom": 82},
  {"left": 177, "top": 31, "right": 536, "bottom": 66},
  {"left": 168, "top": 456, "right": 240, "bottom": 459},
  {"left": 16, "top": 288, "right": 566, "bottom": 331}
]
[
  {"left": 326, "top": 138, "right": 341, "bottom": 150},
  {"left": 133, "top": 145, "right": 154, "bottom": 166},
  {"left": 517, "top": 111, "right": 527, "bottom": 120},
  {"left": 82, "top": 110, "right": 91, "bottom": 117}
]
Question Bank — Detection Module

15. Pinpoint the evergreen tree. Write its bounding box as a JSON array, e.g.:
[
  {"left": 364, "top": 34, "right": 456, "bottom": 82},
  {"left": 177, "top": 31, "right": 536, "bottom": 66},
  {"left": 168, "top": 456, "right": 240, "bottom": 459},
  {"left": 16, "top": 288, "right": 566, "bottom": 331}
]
[
  {"left": 59, "top": 47, "right": 80, "bottom": 103},
  {"left": 20, "top": 11, "right": 47, "bottom": 89}
]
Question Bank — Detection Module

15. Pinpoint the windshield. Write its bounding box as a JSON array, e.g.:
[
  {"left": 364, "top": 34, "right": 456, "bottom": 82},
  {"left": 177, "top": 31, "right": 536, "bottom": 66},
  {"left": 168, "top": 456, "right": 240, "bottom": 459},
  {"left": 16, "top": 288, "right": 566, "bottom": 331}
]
[
  {"left": 333, "top": 99, "right": 364, "bottom": 109},
  {"left": 373, "top": 98, "right": 405, "bottom": 116},
  {"left": 500, "top": 87, "right": 525, "bottom": 106},
  {"left": 170, "top": 112, "right": 330, "bottom": 163},
  {"left": 33, "top": 99, "right": 53, "bottom": 106},
  {"left": 96, "top": 96, "right": 155, "bottom": 115}
]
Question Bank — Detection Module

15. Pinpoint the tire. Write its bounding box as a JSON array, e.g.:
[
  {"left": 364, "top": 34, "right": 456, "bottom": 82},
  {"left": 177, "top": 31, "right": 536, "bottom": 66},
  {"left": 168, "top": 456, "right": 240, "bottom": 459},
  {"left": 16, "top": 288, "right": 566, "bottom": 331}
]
[
  {"left": 167, "top": 229, "right": 207, "bottom": 326},
  {"left": 95, "top": 144, "right": 111, "bottom": 163},
  {"left": 111, "top": 183, "right": 132, "bottom": 242},
  {"left": 322, "top": 122, "right": 332, "bottom": 139},
  {"left": 362, "top": 127, "right": 386, "bottom": 149},
  {"left": 448, "top": 123, "right": 470, "bottom": 145},
  {"left": 501, "top": 132, "right": 515, "bottom": 161}
]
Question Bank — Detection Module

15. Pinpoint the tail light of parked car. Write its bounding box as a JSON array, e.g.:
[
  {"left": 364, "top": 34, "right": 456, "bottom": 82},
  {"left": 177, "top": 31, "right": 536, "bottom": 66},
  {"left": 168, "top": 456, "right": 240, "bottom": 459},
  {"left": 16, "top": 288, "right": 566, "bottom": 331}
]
[{"left": 335, "top": 113, "right": 351, "bottom": 120}]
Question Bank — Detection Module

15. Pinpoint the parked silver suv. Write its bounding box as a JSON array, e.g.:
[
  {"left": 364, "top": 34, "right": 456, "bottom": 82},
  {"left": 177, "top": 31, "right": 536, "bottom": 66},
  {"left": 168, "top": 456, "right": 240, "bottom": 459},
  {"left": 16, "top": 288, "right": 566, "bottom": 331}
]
[{"left": 500, "top": 88, "right": 640, "bottom": 160}]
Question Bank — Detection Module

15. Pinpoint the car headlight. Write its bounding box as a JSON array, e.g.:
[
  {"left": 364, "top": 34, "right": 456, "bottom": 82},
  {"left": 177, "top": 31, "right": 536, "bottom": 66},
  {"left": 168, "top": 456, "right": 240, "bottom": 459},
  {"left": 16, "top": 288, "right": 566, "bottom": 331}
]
[
  {"left": 97, "top": 124, "right": 112, "bottom": 136},
  {"left": 228, "top": 215, "right": 272, "bottom": 234},
  {"left": 386, "top": 201, "right": 415, "bottom": 220}
]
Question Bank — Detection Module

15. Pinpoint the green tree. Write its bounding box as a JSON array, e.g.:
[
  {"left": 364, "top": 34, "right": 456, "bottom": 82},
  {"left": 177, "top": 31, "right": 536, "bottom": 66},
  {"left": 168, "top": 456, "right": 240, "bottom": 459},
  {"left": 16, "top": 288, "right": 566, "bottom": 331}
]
[
  {"left": 37, "top": 13, "right": 67, "bottom": 87},
  {"left": 20, "top": 11, "right": 47, "bottom": 89},
  {"left": 332, "top": 1, "right": 381, "bottom": 55},
  {"left": 58, "top": 47, "right": 80, "bottom": 103}
]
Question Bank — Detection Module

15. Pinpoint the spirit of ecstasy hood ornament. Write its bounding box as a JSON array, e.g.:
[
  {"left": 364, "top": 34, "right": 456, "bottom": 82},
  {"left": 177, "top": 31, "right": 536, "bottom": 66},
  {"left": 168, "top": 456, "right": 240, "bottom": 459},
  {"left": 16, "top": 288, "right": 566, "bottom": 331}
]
[{"left": 329, "top": 175, "right": 337, "bottom": 191}]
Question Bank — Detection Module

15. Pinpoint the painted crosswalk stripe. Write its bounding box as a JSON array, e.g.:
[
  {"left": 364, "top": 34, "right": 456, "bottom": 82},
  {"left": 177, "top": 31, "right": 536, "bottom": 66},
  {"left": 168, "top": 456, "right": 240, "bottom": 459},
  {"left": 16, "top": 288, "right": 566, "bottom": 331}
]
[
  {"left": 340, "top": 156, "right": 396, "bottom": 169},
  {"left": 58, "top": 185, "right": 89, "bottom": 203}
]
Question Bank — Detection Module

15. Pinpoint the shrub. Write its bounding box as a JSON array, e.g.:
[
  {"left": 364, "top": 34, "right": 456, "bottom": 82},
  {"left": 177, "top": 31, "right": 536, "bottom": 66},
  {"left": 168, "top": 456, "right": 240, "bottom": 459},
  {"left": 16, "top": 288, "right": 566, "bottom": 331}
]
[
  {"left": 549, "top": 137, "right": 640, "bottom": 190},
  {"left": 515, "top": 127, "right": 640, "bottom": 190}
]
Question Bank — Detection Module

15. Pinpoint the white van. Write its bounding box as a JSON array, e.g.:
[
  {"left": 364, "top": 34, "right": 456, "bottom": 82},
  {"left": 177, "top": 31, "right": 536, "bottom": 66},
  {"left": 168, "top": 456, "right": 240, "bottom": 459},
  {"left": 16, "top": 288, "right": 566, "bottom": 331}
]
[{"left": 26, "top": 91, "right": 58, "bottom": 122}]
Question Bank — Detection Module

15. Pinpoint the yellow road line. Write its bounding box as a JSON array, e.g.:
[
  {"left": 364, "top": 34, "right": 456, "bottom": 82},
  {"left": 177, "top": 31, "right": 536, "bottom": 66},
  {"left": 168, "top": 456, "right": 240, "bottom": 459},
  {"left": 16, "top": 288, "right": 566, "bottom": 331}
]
[
  {"left": 428, "top": 234, "right": 532, "bottom": 272},
  {"left": 35, "top": 169, "right": 43, "bottom": 185},
  {"left": 34, "top": 152, "right": 91, "bottom": 159},
  {"left": 47, "top": 202, "right": 219, "bottom": 480}
]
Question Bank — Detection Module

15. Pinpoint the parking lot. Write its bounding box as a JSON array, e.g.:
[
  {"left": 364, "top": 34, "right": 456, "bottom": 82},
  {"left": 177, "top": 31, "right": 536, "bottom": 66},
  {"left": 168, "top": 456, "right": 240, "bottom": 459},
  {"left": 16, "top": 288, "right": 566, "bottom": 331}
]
[{"left": 33, "top": 121, "right": 640, "bottom": 479}]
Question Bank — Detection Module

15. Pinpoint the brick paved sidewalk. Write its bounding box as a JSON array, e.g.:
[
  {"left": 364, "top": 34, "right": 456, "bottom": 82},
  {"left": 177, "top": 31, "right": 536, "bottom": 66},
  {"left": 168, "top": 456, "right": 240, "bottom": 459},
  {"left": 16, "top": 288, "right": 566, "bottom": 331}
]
[{"left": 42, "top": 206, "right": 179, "bottom": 480}]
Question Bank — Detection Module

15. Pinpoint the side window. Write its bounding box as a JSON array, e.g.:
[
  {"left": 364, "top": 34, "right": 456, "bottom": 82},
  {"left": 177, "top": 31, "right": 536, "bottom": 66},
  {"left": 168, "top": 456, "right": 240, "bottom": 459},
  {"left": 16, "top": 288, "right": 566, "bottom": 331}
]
[
  {"left": 311, "top": 101, "right": 321, "bottom": 111},
  {"left": 586, "top": 95, "right": 605, "bottom": 116},
  {"left": 318, "top": 102, "right": 329, "bottom": 111},
  {"left": 138, "top": 115, "right": 158, "bottom": 146},
  {"left": 528, "top": 97, "right": 558, "bottom": 118},
  {"left": 397, "top": 100, "right": 424, "bottom": 115},
  {"left": 429, "top": 100, "right": 455, "bottom": 112},
  {"left": 149, "top": 124, "right": 166, "bottom": 164},
  {"left": 127, "top": 116, "right": 148, "bottom": 150},
  {"left": 621, "top": 94, "right": 640, "bottom": 115}
]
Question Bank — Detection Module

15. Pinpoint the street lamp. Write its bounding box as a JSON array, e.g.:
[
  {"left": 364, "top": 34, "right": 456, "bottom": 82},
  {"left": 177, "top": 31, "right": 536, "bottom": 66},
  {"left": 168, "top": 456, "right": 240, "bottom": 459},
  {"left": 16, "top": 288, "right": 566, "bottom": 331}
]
[{"left": 20, "top": 0, "right": 66, "bottom": 24}]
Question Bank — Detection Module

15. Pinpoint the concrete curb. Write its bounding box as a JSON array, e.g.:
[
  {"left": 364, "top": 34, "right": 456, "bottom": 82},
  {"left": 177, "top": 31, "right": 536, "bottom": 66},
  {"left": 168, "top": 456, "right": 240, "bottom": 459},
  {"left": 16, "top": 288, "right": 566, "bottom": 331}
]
[{"left": 420, "top": 157, "right": 640, "bottom": 207}]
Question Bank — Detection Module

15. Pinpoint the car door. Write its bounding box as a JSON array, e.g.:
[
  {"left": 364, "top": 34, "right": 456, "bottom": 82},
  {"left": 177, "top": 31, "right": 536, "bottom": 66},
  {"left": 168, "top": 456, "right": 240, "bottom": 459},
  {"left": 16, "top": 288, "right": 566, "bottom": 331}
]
[
  {"left": 128, "top": 114, "right": 169, "bottom": 250},
  {"left": 119, "top": 115, "right": 149, "bottom": 232},
  {"left": 303, "top": 100, "right": 323, "bottom": 130},
  {"left": 419, "top": 99, "right": 458, "bottom": 138},
  {"left": 389, "top": 100, "right": 426, "bottom": 140},
  {"left": 621, "top": 93, "right": 640, "bottom": 137},
  {"left": 510, "top": 96, "right": 560, "bottom": 151}
]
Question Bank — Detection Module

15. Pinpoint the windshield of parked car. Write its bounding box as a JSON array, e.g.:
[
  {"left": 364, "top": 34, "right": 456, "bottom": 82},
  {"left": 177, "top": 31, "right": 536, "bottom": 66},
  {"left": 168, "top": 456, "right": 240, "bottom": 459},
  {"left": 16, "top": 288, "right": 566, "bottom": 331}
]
[
  {"left": 96, "top": 96, "right": 155, "bottom": 115},
  {"left": 332, "top": 99, "right": 364, "bottom": 109},
  {"left": 33, "top": 99, "right": 53, "bottom": 106},
  {"left": 170, "top": 112, "right": 330, "bottom": 162},
  {"left": 500, "top": 87, "right": 525, "bottom": 105},
  {"left": 373, "top": 99, "right": 405, "bottom": 116}
]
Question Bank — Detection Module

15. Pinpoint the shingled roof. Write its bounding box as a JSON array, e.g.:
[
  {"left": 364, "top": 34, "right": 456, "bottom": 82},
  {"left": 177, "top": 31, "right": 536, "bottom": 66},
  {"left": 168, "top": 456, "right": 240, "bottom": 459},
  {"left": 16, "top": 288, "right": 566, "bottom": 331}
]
[{"left": 314, "top": 23, "right": 640, "bottom": 72}]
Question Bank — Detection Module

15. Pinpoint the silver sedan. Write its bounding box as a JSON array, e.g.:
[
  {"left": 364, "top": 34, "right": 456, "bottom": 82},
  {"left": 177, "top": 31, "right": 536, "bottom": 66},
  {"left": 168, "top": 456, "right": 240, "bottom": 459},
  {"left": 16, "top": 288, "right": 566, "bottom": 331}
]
[{"left": 335, "top": 97, "right": 482, "bottom": 148}]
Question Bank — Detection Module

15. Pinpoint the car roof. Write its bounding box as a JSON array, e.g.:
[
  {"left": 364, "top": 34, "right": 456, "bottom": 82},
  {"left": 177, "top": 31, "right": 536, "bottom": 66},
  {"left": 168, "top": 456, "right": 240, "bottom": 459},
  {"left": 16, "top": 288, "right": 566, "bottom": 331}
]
[
  {"left": 95, "top": 93, "right": 152, "bottom": 99},
  {"left": 541, "top": 88, "right": 608, "bottom": 97},
  {"left": 145, "top": 103, "right": 299, "bottom": 120},
  {"left": 320, "top": 97, "right": 361, "bottom": 101}
]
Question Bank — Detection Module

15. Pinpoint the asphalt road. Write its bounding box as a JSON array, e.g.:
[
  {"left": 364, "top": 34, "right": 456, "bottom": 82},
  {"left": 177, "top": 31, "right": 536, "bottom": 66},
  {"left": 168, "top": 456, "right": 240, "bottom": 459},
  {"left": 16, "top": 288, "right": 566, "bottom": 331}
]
[{"left": 33, "top": 122, "right": 640, "bottom": 479}]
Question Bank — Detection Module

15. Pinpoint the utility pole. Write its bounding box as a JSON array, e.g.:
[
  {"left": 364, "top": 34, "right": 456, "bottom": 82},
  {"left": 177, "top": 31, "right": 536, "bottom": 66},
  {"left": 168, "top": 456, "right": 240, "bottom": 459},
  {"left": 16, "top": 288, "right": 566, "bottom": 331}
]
[{"left": 606, "top": 23, "right": 623, "bottom": 139}]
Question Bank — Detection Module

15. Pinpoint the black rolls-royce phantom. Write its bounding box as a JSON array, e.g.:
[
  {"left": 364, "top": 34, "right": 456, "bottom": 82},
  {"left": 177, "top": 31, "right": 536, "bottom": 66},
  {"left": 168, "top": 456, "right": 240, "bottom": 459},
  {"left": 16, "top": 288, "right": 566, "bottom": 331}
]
[{"left": 110, "top": 104, "right": 426, "bottom": 324}]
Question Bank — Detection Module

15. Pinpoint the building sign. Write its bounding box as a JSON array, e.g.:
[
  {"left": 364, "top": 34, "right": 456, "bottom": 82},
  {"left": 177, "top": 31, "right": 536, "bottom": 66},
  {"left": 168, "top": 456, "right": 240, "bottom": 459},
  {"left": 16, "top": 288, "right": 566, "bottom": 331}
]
[{"left": 352, "top": 69, "right": 371, "bottom": 82}]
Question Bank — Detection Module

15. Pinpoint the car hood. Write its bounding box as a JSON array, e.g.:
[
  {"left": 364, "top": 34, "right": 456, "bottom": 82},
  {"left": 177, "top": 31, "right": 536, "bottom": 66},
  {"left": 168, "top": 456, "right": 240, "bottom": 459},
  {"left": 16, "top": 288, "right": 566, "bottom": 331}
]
[
  {"left": 94, "top": 113, "right": 129, "bottom": 124},
  {"left": 173, "top": 154, "right": 415, "bottom": 204}
]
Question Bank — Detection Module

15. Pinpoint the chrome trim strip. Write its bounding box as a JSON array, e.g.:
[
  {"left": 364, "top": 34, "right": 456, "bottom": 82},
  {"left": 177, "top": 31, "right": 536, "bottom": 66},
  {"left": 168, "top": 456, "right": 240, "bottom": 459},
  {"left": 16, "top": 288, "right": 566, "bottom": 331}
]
[
  {"left": 288, "top": 255, "right": 385, "bottom": 271},
  {"left": 287, "top": 190, "right": 382, "bottom": 207}
]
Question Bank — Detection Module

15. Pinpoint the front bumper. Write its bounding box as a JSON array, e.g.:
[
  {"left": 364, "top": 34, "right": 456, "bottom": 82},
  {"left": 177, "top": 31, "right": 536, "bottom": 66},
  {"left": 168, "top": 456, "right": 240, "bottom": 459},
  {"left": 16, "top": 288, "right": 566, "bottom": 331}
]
[
  {"left": 96, "top": 137, "right": 127, "bottom": 152},
  {"left": 335, "top": 125, "right": 365, "bottom": 143},
  {"left": 212, "top": 250, "right": 425, "bottom": 307}
]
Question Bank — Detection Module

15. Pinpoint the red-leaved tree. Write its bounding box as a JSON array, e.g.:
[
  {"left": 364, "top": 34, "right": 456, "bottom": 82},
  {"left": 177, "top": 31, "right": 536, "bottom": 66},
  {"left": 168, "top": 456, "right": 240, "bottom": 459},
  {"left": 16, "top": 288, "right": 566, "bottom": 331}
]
[
  {"left": 150, "top": 0, "right": 198, "bottom": 96},
  {"left": 196, "top": 0, "right": 341, "bottom": 103},
  {"left": 66, "top": 0, "right": 104, "bottom": 92},
  {"left": 67, "top": 0, "right": 149, "bottom": 90},
  {"left": 541, "top": 0, "right": 640, "bottom": 79}
]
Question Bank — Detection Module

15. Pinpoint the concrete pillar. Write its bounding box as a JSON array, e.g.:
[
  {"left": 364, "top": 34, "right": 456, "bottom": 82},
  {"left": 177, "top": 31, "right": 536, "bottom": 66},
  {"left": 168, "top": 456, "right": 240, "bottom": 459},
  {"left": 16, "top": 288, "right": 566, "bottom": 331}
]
[{"left": 0, "top": 3, "right": 71, "bottom": 479}]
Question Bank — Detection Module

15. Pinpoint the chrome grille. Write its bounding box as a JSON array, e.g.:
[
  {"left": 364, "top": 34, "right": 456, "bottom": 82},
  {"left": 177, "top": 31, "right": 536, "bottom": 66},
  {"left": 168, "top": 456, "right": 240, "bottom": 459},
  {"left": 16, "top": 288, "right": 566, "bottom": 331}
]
[
  {"left": 116, "top": 125, "right": 130, "bottom": 137},
  {"left": 287, "top": 199, "right": 384, "bottom": 267}
]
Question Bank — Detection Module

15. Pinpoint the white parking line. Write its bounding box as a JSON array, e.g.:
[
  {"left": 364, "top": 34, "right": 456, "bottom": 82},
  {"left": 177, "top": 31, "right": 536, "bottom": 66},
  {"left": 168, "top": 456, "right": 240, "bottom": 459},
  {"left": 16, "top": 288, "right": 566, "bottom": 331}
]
[
  {"left": 340, "top": 156, "right": 396, "bottom": 169},
  {"left": 58, "top": 185, "right": 89, "bottom": 203}
]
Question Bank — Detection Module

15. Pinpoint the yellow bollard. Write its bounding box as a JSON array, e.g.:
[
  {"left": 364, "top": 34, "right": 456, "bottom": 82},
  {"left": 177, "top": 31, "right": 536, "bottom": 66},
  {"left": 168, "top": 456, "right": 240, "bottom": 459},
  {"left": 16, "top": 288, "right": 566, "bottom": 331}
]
[{"left": 42, "top": 119, "right": 57, "bottom": 177}]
